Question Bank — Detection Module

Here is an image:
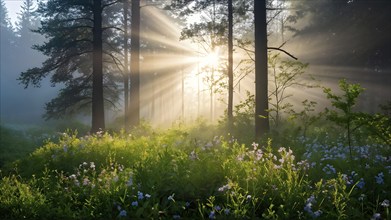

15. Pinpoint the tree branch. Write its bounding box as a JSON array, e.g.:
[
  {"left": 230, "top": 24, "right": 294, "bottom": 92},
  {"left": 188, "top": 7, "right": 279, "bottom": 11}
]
[{"left": 267, "top": 47, "right": 298, "bottom": 60}]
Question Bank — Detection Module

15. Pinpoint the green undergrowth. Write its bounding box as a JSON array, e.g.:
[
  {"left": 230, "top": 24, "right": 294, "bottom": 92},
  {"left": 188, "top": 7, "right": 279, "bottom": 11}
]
[{"left": 0, "top": 127, "right": 390, "bottom": 220}]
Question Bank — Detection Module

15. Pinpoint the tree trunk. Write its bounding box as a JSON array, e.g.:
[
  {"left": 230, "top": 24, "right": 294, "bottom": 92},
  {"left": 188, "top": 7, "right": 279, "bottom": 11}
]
[
  {"left": 91, "top": 0, "right": 105, "bottom": 133},
  {"left": 227, "top": 0, "right": 234, "bottom": 130},
  {"left": 130, "top": 0, "right": 140, "bottom": 127},
  {"left": 123, "top": 0, "right": 130, "bottom": 131},
  {"left": 254, "top": 0, "right": 270, "bottom": 139}
]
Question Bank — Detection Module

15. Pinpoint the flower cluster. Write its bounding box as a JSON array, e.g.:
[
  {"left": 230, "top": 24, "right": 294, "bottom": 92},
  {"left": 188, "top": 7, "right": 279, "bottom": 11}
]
[{"left": 304, "top": 195, "right": 322, "bottom": 218}]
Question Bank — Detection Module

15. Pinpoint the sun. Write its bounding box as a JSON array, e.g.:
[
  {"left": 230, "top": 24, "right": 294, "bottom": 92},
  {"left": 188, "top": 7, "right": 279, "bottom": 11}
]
[{"left": 200, "top": 48, "right": 221, "bottom": 69}]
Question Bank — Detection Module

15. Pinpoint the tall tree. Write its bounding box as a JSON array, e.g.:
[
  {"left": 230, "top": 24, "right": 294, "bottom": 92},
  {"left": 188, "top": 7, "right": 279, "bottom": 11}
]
[
  {"left": 254, "top": 0, "right": 270, "bottom": 139},
  {"left": 15, "top": 0, "right": 39, "bottom": 46},
  {"left": 18, "top": 0, "right": 122, "bottom": 133},
  {"left": 123, "top": 0, "right": 130, "bottom": 130},
  {"left": 0, "top": 0, "right": 14, "bottom": 47},
  {"left": 227, "top": 0, "right": 233, "bottom": 129},
  {"left": 129, "top": 0, "right": 140, "bottom": 127},
  {"left": 91, "top": 0, "right": 105, "bottom": 132}
]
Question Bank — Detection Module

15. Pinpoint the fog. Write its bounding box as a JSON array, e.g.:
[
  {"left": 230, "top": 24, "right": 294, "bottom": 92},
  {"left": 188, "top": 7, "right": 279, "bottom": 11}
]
[{"left": 1, "top": 0, "right": 390, "bottom": 132}]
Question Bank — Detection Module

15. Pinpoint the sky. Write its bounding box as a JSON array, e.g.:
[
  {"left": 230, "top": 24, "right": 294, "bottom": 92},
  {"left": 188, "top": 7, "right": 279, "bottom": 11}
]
[{"left": 4, "top": 0, "right": 23, "bottom": 25}]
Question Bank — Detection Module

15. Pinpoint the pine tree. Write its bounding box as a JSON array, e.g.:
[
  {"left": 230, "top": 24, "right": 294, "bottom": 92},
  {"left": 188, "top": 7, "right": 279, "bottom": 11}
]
[
  {"left": 0, "top": 0, "right": 14, "bottom": 47},
  {"left": 18, "top": 0, "right": 122, "bottom": 133},
  {"left": 15, "top": 0, "right": 39, "bottom": 47}
]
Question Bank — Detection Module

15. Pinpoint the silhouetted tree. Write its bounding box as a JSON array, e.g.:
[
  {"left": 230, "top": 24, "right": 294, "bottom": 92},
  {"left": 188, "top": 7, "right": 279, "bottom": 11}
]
[
  {"left": 129, "top": 0, "right": 140, "bottom": 127},
  {"left": 254, "top": 0, "right": 269, "bottom": 138},
  {"left": 18, "top": 0, "right": 122, "bottom": 133},
  {"left": 122, "top": 0, "right": 130, "bottom": 130},
  {"left": 15, "top": 0, "right": 39, "bottom": 47},
  {"left": 0, "top": 0, "right": 14, "bottom": 47}
]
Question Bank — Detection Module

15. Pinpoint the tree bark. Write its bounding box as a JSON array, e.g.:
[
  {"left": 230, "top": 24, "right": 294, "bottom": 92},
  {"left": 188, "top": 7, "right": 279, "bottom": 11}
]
[
  {"left": 130, "top": 0, "right": 140, "bottom": 127},
  {"left": 91, "top": 0, "right": 105, "bottom": 133},
  {"left": 254, "top": 0, "right": 270, "bottom": 139},
  {"left": 227, "top": 0, "right": 234, "bottom": 130},
  {"left": 123, "top": 0, "right": 130, "bottom": 131}
]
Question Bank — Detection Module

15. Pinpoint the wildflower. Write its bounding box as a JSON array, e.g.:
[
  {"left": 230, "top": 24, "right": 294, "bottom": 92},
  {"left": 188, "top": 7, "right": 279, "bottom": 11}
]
[
  {"left": 90, "top": 162, "right": 95, "bottom": 170},
  {"left": 168, "top": 193, "right": 175, "bottom": 201},
  {"left": 246, "top": 195, "right": 252, "bottom": 201},
  {"left": 255, "top": 149, "right": 263, "bottom": 161},
  {"left": 274, "top": 164, "right": 281, "bottom": 169},
  {"left": 131, "top": 201, "right": 138, "bottom": 207},
  {"left": 69, "top": 174, "right": 77, "bottom": 180},
  {"left": 381, "top": 199, "right": 390, "bottom": 208},
  {"left": 375, "top": 172, "right": 384, "bottom": 184},
  {"left": 83, "top": 162, "right": 88, "bottom": 167},
  {"left": 313, "top": 210, "right": 322, "bottom": 218},
  {"left": 209, "top": 211, "right": 216, "bottom": 219},
  {"left": 185, "top": 202, "right": 190, "bottom": 207},
  {"left": 218, "top": 184, "right": 230, "bottom": 192},
  {"left": 173, "top": 215, "right": 181, "bottom": 219},
  {"left": 356, "top": 178, "right": 365, "bottom": 189},
  {"left": 137, "top": 191, "right": 144, "bottom": 200},
  {"left": 83, "top": 178, "right": 90, "bottom": 186},
  {"left": 126, "top": 176, "right": 133, "bottom": 186},
  {"left": 344, "top": 174, "right": 353, "bottom": 185},
  {"left": 119, "top": 210, "right": 127, "bottom": 217},
  {"left": 297, "top": 160, "right": 310, "bottom": 170},
  {"left": 304, "top": 203, "right": 312, "bottom": 214},
  {"left": 215, "top": 205, "right": 221, "bottom": 211},
  {"left": 371, "top": 213, "right": 381, "bottom": 220},
  {"left": 358, "top": 194, "right": 366, "bottom": 201},
  {"left": 189, "top": 150, "right": 198, "bottom": 160},
  {"left": 304, "top": 195, "right": 316, "bottom": 213},
  {"left": 252, "top": 142, "right": 259, "bottom": 150},
  {"left": 205, "top": 142, "right": 213, "bottom": 148},
  {"left": 322, "top": 164, "right": 336, "bottom": 175},
  {"left": 213, "top": 136, "right": 220, "bottom": 145},
  {"left": 145, "top": 194, "right": 151, "bottom": 199},
  {"left": 224, "top": 208, "right": 230, "bottom": 215}
]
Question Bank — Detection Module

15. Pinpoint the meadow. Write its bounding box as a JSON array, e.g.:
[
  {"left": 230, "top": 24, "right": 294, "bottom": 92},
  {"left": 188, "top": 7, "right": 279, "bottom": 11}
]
[
  {"left": 0, "top": 80, "right": 390, "bottom": 219},
  {"left": 0, "top": 119, "right": 389, "bottom": 220}
]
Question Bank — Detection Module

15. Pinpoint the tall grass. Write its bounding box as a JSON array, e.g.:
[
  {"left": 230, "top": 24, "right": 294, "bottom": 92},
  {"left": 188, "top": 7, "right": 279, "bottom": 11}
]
[{"left": 0, "top": 125, "right": 389, "bottom": 219}]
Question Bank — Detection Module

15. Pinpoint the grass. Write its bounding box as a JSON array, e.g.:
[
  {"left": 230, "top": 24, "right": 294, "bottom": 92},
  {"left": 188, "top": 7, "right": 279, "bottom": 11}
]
[{"left": 0, "top": 122, "right": 390, "bottom": 219}]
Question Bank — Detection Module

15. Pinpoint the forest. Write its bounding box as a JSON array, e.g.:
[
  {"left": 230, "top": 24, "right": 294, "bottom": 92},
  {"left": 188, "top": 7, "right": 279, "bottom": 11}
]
[{"left": 0, "top": 0, "right": 390, "bottom": 219}]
